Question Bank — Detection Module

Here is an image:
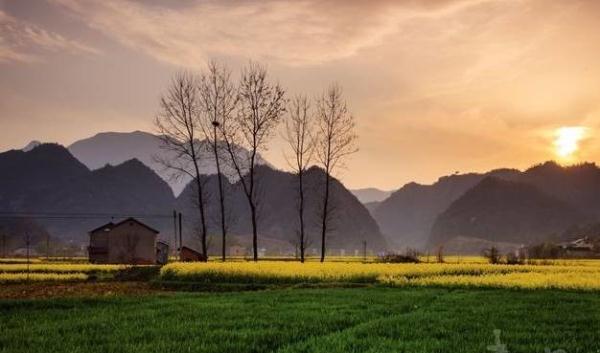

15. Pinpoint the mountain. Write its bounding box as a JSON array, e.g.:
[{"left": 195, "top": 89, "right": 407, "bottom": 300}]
[
  {"left": 350, "top": 188, "right": 393, "bottom": 203},
  {"left": 363, "top": 201, "right": 380, "bottom": 216},
  {"left": 374, "top": 163, "right": 600, "bottom": 251},
  {"left": 68, "top": 130, "right": 267, "bottom": 195},
  {"left": 428, "top": 177, "right": 585, "bottom": 251},
  {"left": 1, "top": 143, "right": 383, "bottom": 255},
  {"left": 520, "top": 161, "right": 600, "bottom": 218},
  {"left": 372, "top": 169, "right": 520, "bottom": 249},
  {"left": 22, "top": 140, "right": 41, "bottom": 152},
  {"left": 0, "top": 144, "right": 176, "bottom": 244},
  {"left": 176, "top": 165, "right": 387, "bottom": 254},
  {"left": 0, "top": 143, "right": 90, "bottom": 211}
]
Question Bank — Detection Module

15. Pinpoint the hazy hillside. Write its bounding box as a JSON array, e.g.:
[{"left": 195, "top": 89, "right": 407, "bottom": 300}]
[
  {"left": 350, "top": 188, "right": 393, "bottom": 203},
  {"left": 428, "top": 177, "right": 585, "bottom": 250},
  {"left": 363, "top": 201, "right": 380, "bottom": 216},
  {"left": 68, "top": 131, "right": 267, "bottom": 195},
  {"left": 373, "top": 169, "right": 520, "bottom": 249},
  {"left": 0, "top": 218, "right": 50, "bottom": 254},
  {"left": 176, "top": 166, "right": 386, "bottom": 254},
  {"left": 375, "top": 163, "right": 600, "bottom": 251},
  {"left": 521, "top": 161, "right": 600, "bottom": 218}
]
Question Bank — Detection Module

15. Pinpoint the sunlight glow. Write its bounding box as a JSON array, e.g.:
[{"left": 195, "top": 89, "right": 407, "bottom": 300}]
[{"left": 554, "top": 126, "right": 586, "bottom": 160}]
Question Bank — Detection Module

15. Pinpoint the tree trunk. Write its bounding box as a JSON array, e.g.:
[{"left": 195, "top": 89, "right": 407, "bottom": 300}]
[
  {"left": 249, "top": 149, "right": 258, "bottom": 262},
  {"left": 213, "top": 130, "right": 227, "bottom": 262},
  {"left": 250, "top": 202, "right": 258, "bottom": 262},
  {"left": 299, "top": 171, "right": 305, "bottom": 263},
  {"left": 193, "top": 162, "right": 208, "bottom": 262},
  {"left": 320, "top": 171, "right": 331, "bottom": 263}
]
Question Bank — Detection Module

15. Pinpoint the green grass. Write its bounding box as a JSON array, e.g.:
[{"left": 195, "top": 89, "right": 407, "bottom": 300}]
[{"left": 1, "top": 287, "right": 599, "bottom": 353}]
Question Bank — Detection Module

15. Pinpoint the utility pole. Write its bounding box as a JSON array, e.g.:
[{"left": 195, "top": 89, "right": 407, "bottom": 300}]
[
  {"left": 1, "top": 232, "right": 5, "bottom": 259},
  {"left": 172, "top": 210, "right": 178, "bottom": 260},
  {"left": 46, "top": 233, "right": 50, "bottom": 260},
  {"left": 178, "top": 212, "right": 183, "bottom": 261},
  {"left": 26, "top": 233, "right": 30, "bottom": 281},
  {"left": 362, "top": 240, "right": 367, "bottom": 262}
]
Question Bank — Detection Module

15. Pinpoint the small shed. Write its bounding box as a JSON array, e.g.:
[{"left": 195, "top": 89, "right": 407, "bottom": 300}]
[
  {"left": 180, "top": 246, "right": 206, "bottom": 262},
  {"left": 88, "top": 218, "right": 160, "bottom": 264},
  {"left": 156, "top": 241, "right": 170, "bottom": 265}
]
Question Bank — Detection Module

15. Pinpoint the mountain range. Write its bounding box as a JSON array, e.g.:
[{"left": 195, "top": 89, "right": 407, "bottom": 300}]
[
  {"left": 5, "top": 130, "right": 600, "bottom": 256},
  {"left": 373, "top": 162, "right": 600, "bottom": 253},
  {"left": 1, "top": 140, "right": 384, "bottom": 255},
  {"left": 349, "top": 188, "right": 393, "bottom": 204},
  {"left": 68, "top": 131, "right": 268, "bottom": 195}
]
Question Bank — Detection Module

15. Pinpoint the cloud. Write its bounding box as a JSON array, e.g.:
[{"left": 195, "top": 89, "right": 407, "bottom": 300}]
[
  {"left": 0, "top": 10, "right": 100, "bottom": 63},
  {"left": 50, "top": 0, "right": 493, "bottom": 68}
]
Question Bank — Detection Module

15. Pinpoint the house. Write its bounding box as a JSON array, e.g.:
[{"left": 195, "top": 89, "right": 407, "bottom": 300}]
[
  {"left": 559, "top": 237, "right": 595, "bottom": 251},
  {"left": 88, "top": 218, "right": 160, "bottom": 264},
  {"left": 180, "top": 246, "right": 206, "bottom": 262}
]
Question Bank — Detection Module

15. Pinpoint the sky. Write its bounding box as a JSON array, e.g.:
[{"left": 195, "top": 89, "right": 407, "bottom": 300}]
[{"left": 2, "top": 0, "right": 600, "bottom": 190}]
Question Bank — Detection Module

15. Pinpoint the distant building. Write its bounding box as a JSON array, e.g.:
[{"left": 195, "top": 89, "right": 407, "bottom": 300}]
[
  {"left": 12, "top": 248, "right": 39, "bottom": 257},
  {"left": 559, "top": 237, "right": 595, "bottom": 251},
  {"left": 228, "top": 245, "right": 246, "bottom": 257},
  {"left": 179, "top": 246, "right": 206, "bottom": 262},
  {"left": 88, "top": 218, "right": 160, "bottom": 264}
]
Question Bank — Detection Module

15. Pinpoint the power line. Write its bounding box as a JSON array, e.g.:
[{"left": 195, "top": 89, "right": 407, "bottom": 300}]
[{"left": 0, "top": 211, "right": 174, "bottom": 220}]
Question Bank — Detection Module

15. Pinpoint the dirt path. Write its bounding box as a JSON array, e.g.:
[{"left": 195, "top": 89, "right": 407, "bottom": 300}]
[{"left": 0, "top": 281, "right": 170, "bottom": 300}]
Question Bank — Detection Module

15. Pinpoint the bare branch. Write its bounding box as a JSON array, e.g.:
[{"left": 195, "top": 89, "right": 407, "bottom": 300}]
[
  {"left": 222, "top": 61, "right": 286, "bottom": 261},
  {"left": 154, "top": 71, "right": 209, "bottom": 260},
  {"left": 315, "top": 83, "right": 358, "bottom": 262}
]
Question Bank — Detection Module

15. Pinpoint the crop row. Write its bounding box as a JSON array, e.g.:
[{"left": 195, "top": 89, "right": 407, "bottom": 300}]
[{"left": 160, "top": 261, "right": 600, "bottom": 290}]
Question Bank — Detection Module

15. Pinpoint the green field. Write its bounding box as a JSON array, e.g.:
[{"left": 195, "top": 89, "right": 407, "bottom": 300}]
[{"left": 1, "top": 287, "right": 599, "bottom": 353}]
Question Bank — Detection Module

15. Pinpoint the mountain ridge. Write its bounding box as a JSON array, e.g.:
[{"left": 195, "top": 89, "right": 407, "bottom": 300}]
[
  {"left": 0, "top": 142, "right": 381, "bottom": 256},
  {"left": 68, "top": 130, "right": 268, "bottom": 196}
]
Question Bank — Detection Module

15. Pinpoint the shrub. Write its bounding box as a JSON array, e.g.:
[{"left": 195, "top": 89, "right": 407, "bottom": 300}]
[
  {"left": 528, "top": 243, "right": 565, "bottom": 259},
  {"left": 506, "top": 253, "right": 526, "bottom": 265},
  {"left": 378, "top": 252, "right": 420, "bottom": 263},
  {"left": 483, "top": 247, "right": 501, "bottom": 264}
]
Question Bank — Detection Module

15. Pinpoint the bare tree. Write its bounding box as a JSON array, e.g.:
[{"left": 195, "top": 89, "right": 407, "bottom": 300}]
[
  {"left": 220, "top": 62, "right": 286, "bottom": 261},
  {"left": 283, "top": 95, "right": 315, "bottom": 263},
  {"left": 198, "top": 61, "right": 238, "bottom": 261},
  {"left": 315, "top": 84, "right": 358, "bottom": 262},
  {"left": 155, "top": 72, "right": 208, "bottom": 261}
]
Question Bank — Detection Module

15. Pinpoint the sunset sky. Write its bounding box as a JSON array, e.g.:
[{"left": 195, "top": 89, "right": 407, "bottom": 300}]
[{"left": 2, "top": 0, "right": 600, "bottom": 190}]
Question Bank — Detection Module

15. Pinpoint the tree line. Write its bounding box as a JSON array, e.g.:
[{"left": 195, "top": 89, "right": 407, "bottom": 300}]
[{"left": 154, "top": 61, "right": 357, "bottom": 263}]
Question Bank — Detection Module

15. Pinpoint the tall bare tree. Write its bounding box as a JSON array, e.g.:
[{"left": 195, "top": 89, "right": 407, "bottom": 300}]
[
  {"left": 283, "top": 95, "right": 315, "bottom": 263},
  {"left": 198, "top": 61, "right": 238, "bottom": 261},
  {"left": 221, "top": 62, "right": 286, "bottom": 261},
  {"left": 316, "top": 84, "right": 358, "bottom": 262},
  {"left": 155, "top": 72, "right": 208, "bottom": 260}
]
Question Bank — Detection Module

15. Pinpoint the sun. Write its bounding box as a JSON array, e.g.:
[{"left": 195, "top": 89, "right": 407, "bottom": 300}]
[{"left": 554, "top": 126, "right": 586, "bottom": 161}]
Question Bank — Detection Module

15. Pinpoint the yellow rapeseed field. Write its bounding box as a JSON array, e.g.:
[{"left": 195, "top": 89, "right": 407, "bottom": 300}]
[
  {"left": 0, "top": 263, "right": 128, "bottom": 273},
  {"left": 0, "top": 272, "right": 88, "bottom": 283},
  {"left": 160, "top": 260, "right": 600, "bottom": 290}
]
